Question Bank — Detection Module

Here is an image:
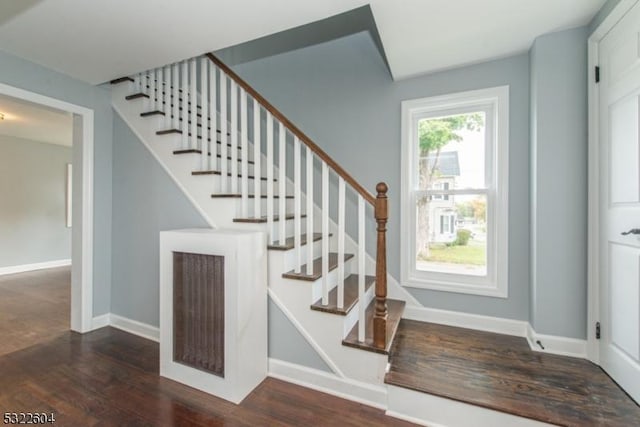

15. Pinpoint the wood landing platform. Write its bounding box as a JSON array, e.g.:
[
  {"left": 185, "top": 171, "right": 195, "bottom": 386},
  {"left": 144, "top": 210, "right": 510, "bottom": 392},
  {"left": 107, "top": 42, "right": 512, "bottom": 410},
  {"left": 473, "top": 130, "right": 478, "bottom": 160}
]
[{"left": 385, "top": 320, "right": 640, "bottom": 426}]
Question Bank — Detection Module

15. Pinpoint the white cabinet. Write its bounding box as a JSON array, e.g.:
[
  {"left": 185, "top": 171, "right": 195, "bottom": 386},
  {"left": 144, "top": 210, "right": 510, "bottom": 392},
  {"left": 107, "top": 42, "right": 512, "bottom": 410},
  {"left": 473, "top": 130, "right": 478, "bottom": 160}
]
[{"left": 159, "top": 228, "right": 267, "bottom": 404}]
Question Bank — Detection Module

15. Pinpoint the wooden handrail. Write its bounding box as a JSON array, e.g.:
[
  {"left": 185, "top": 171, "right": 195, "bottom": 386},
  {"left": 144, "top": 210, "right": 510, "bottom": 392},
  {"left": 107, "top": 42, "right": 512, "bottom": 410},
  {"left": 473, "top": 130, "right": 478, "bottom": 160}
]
[
  {"left": 206, "top": 53, "right": 376, "bottom": 206},
  {"left": 373, "top": 182, "right": 389, "bottom": 349}
]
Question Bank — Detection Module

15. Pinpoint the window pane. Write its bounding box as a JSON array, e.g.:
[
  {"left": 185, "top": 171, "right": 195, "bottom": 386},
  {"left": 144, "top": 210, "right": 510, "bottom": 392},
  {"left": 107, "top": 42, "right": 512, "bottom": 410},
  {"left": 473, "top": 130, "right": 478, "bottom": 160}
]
[
  {"left": 415, "top": 194, "right": 487, "bottom": 276},
  {"left": 417, "top": 112, "right": 486, "bottom": 191}
]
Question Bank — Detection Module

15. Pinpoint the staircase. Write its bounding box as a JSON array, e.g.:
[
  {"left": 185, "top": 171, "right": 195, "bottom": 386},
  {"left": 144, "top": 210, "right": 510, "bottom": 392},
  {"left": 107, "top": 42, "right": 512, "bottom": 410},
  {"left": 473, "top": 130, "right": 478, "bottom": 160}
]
[
  {"left": 110, "top": 54, "right": 594, "bottom": 427},
  {"left": 110, "top": 54, "right": 406, "bottom": 390}
]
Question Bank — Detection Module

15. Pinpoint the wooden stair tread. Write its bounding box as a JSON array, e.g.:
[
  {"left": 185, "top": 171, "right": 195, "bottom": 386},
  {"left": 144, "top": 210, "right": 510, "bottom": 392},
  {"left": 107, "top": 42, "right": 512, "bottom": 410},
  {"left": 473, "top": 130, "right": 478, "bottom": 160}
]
[
  {"left": 192, "top": 171, "right": 271, "bottom": 181},
  {"left": 172, "top": 149, "right": 254, "bottom": 164},
  {"left": 233, "top": 213, "right": 306, "bottom": 223},
  {"left": 157, "top": 128, "right": 231, "bottom": 136},
  {"left": 111, "top": 77, "right": 134, "bottom": 84},
  {"left": 342, "top": 299, "right": 406, "bottom": 355},
  {"left": 140, "top": 110, "right": 164, "bottom": 117},
  {"left": 268, "top": 232, "right": 331, "bottom": 251},
  {"left": 172, "top": 147, "right": 242, "bottom": 156},
  {"left": 211, "top": 194, "right": 293, "bottom": 199},
  {"left": 282, "top": 253, "right": 354, "bottom": 282},
  {"left": 125, "top": 92, "right": 150, "bottom": 100},
  {"left": 310, "top": 274, "right": 375, "bottom": 315},
  {"left": 156, "top": 129, "right": 181, "bottom": 135}
]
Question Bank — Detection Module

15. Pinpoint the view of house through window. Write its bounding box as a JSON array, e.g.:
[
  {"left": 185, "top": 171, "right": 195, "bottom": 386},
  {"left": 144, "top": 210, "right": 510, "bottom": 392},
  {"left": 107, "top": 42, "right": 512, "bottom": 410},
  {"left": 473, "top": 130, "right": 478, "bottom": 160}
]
[{"left": 415, "top": 111, "right": 488, "bottom": 276}]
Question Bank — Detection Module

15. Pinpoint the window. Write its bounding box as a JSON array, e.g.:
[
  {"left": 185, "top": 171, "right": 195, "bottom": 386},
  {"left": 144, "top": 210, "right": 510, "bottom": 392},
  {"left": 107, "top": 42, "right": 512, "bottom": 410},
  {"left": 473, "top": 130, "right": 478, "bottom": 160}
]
[{"left": 400, "top": 86, "right": 509, "bottom": 298}]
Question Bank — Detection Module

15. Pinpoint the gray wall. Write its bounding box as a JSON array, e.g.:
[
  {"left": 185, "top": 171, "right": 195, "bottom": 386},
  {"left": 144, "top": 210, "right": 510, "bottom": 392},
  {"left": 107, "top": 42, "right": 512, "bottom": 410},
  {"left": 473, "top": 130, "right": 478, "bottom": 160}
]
[
  {"left": 530, "top": 28, "right": 589, "bottom": 339},
  {"left": 269, "top": 299, "right": 331, "bottom": 372},
  {"left": 232, "top": 32, "right": 531, "bottom": 321},
  {"left": 111, "top": 114, "right": 209, "bottom": 325},
  {"left": 0, "top": 135, "right": 72, "bottom": 267},
  {"left": 111, "top": 113, "right": 327, "bottom": 368},
  {"left": 0, "top": 49, "right": 113, "bottom": 316}
]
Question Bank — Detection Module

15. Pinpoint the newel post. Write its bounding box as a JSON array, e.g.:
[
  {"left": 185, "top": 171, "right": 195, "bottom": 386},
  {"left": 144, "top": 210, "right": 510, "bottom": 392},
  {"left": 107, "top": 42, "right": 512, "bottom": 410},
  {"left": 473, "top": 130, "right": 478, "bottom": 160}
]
[{"left": 374, "top": 182, "right": 389, "bottom": 349}]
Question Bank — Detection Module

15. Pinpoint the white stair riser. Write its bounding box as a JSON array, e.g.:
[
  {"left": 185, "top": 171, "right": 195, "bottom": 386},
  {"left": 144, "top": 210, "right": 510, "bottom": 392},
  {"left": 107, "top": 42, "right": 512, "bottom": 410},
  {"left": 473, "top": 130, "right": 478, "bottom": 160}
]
[
  {"left": 343, "top": 284, "right": 375, "bottom": 338},
  {"left": 308, "top": 258, "right": 356, "bottom": 303},
  {"left": 278, "top": 238, "right": 325, "bottom": 272},
  {"left": 268, "top": 264, "right": 388, "bottom": 384},
  {"left": 232, "top": 216, "right": 308, "bottom": 238}
]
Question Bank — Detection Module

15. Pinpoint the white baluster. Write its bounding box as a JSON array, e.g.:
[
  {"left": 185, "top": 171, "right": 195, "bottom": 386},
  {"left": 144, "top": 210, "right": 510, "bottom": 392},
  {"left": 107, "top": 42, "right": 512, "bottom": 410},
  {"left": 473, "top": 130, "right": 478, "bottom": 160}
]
[
  {"left": 294, "top": 137, "right": 302, "bottom": 273},
  {"left": 158, "top": 67, "right": 164, "bottom": 117},
  {"left": 253, "top": 99, "right": 261, "bottom": 218},
  {"left": 172, "top": 64, "right": 179, "bottom": 130},
  {"left": 337, "top": 177, "right": 345, "bottom": 309},
  {"left": 200, "top": 58, "right": 209, "bottom": 171},
  {"left": 164, "top": 65, "right": 171, "bottom": 129},
  {"left": 189, "top": 58, "right": 197, "bottom": 151},
  {"left": 149, "top": 69, "right": 156, "bottom": 111},
  {"left": 278, "top": 123, "right": 286, "bottom": 243},
  {"left": 230, "top": 80, "right": 238, "bottom": 193},
  {"left": 209, "top": 64, "right": 217, "bottom": 164},
  {"left": 220, "top": 71, "right": 228, "bottom": 192},
  {"left": 322, "top": 162, "right": 329, "bottom": 304},
  {"left": 306, "top": 147, "right": 314, "bottom": 275},
  {"left": 134, "top": 73, "right": 141, "bottom": 94},
  {"left": 240, "top": 88, "right": 249, "bottom": 217},
  {"left": 358, "top": 195, "right": 365, "bottom": 342},
  {"left": 266, "top": 112, "right": 274, "bottom": 245},
  {"left": 143, "top": 71, "right": 150, "bottom": 111},
  {"left": 181, "top": 61, "right": 188, "bottom": 150}
]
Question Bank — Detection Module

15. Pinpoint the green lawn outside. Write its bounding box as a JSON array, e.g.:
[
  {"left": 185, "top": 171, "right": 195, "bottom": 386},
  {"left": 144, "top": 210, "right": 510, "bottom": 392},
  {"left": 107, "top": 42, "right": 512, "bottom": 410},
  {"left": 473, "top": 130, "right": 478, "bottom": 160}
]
[{"left": 420, "top": 243, "right": 486, "bottom": 266}]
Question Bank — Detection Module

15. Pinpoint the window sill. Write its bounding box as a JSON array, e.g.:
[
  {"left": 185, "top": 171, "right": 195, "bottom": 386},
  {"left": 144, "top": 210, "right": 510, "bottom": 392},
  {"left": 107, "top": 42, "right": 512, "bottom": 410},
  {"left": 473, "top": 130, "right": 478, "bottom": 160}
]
[{"left": 402, "top": 276, "right": 508, "bottom": 298}]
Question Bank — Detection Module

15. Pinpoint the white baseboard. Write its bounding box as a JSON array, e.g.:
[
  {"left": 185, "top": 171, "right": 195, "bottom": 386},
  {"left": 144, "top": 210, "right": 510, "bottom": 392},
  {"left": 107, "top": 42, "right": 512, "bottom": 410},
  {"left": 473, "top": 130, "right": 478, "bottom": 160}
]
[
  {"left": 91, "top": 313, "right": 110, "bottom": 330},
  {"left": 0, "top": 259, "right": 71, "bottom": 276},
  {"left": 526, "top": 324, "right": 587, "bottom": 358},
  {"left": 268, "top": 358, "right": 387, "bottom": 410},
  {"left": 403, "top": 305, "right": 529, "bottom": 337},
  {"left": 90, "top": 313, "right": 160, "bottom": 342},
  {"left": 387, "top": 385, "right": 554, "bottom": 427},
  {"left": 110, "top": 314, "right": 160, "bottom": 342},
  {"left": 403, "top": 305, "right": 587, "bottom": 359}
]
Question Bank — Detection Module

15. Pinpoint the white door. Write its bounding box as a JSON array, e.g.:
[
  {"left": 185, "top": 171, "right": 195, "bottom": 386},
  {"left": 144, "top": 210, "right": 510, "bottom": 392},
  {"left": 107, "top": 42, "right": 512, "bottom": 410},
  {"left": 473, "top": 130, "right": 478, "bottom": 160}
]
[{"left": 599, "top": 0, "right": 640, "bottom": 404}]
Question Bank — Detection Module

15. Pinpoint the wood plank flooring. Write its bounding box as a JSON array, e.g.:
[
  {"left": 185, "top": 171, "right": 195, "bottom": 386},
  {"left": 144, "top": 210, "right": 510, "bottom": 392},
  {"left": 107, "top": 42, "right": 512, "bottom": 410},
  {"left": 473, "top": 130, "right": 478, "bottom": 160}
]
[
  {"left": 0, "top": 267, "right": 70, "bottom": 356},
  {"left": 0, "top": 327, "right": 415, "bottom": 426},
  {"left": 0, "top": 268, "right": 412, "bottom": 426},
  {"left": 385, "top": 320, "right": 640, "bottom": 427}
]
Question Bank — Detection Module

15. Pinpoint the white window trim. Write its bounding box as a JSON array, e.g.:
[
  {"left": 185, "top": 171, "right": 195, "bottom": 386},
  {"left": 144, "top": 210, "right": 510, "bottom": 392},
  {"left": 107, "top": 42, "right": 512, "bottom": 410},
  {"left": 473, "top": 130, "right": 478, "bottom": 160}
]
[{"left": 400, "top": 86, "right": 510, "bottom": 298}]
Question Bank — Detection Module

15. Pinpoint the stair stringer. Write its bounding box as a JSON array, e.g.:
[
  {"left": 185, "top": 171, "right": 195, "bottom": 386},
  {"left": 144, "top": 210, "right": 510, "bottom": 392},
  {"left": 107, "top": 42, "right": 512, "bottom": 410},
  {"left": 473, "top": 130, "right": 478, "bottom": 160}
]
[
  {"left": 112, "top": 82, "right": 297, "bottom": 228},
  {"left": 268, "top": 252, "right": 387, "bottom": 385}
]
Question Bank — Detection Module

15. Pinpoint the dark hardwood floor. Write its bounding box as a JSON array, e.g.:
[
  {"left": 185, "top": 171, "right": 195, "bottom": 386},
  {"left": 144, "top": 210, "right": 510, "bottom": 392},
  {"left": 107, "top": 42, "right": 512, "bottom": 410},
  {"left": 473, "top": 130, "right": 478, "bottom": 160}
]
[
  {"left": 385, "top": 320, "right": 640, "bottom": 427},
  {"left": 0, "top": 327, "right": 415, "bottom": 427},
  {"left": 0, "top": 267, "right": 70, "bottom": 356}
]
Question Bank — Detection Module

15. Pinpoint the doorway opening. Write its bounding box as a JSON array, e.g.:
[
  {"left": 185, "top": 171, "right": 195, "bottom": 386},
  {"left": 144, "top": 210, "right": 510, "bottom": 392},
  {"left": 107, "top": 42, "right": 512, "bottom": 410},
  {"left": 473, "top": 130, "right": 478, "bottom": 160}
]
[{"left": 0, "top": 83, "right": 94, "bottom": 342}]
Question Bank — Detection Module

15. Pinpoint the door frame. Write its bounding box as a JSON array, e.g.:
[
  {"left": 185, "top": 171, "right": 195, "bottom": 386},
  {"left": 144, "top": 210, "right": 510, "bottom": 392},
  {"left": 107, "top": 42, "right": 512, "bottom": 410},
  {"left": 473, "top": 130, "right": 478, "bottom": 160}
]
[
  {"left": 587, "top": 0, "right": 640, "bottom": 364},
  {"left": 0, "top": 82, "right": 94, "bottom": 333}
]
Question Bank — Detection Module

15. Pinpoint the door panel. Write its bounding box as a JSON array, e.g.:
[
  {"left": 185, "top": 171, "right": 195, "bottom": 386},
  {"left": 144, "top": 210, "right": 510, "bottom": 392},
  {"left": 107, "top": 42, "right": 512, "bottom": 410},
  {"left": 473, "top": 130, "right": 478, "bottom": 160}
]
[
  {"left": 609, "top": 95, "right": 639, "bottom": 204},
  {"left": 599, "top": 0, "right": 640, "bottom": 404},
  {"left": 609, "top": 243, "right": 640, "bottom": 360}
]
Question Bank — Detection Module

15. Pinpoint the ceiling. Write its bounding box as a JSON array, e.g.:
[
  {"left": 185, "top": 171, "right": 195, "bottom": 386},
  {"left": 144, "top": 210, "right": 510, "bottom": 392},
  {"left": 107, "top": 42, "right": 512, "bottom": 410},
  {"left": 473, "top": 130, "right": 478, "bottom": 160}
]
[
  {"left": 0, "top": 94, "right": 73, "bottom": 147},
  {"left": 0, "top": 0, "right": 606, "bottom": 84}
]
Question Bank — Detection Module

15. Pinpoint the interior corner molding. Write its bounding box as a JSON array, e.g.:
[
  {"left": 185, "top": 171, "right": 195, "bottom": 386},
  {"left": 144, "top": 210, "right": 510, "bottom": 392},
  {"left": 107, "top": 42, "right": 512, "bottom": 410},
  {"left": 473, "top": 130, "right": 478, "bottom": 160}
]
[
  {"left": 90, "top": 313, "right": 160, "bottom": 342},
  {"left": 0, "top": 259, "right": 71, "bottom": 276},
  {"left": 525, "top": 324, "right": 587, "bottom": 359}
]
